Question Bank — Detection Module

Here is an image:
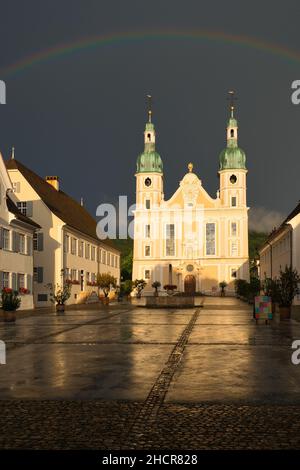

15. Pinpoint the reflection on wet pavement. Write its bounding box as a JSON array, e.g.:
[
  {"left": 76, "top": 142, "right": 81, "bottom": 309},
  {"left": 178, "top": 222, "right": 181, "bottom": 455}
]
[{"left": 0, "top": 298, "right": 299, "bottom": 403}]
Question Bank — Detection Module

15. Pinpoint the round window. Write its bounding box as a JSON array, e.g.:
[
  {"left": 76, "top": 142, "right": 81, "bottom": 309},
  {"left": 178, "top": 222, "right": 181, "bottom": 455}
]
[
  {"left": 145, "top": 177, "right": 152, "bottom": 187},
  {"left": 230, "top": 174, "right": 237, "bottom": 184},
  {"left": 186, "top": 264, "right": 194, "bottom": 272}
]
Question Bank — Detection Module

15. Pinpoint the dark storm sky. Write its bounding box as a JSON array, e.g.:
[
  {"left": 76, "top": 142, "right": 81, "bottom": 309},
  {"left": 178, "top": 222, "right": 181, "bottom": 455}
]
[{"left": 0, "top": 0, "right": 300, "bottom": 231}]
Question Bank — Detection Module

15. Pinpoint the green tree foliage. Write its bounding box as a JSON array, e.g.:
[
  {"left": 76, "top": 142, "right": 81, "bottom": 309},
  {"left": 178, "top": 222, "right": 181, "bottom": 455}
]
[
  {"left": 248, "top": 231, "right": 268, "bottom": 260},
  {"left": 97, "top": 273, "right": 117, "bottom": 297}
]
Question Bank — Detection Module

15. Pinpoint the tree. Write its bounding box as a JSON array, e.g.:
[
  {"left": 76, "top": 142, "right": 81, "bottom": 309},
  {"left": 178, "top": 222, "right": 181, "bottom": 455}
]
[
  {"left": 121, "top": 250, "right": 133, "bottom": 280},
  {"left": 121, "top": 279, "right": 133, "bottom": 296},
  {"left": 219, "top": 281, "right": 227, "bottom": 296},
  {"left": 277, "top": 266, "right": 300, "bottom": 307},
  {"left": 97, "top": 273, "right": 117, "bottom": 298},
  {"left": 152, "top": 281, "right": 161, "bottom": 296},
  {"left": 49, "top": 283, "right": 72, "bottom": 306},
  {"left": 132, "top": 279, "right": 147, "bottom": 298}
]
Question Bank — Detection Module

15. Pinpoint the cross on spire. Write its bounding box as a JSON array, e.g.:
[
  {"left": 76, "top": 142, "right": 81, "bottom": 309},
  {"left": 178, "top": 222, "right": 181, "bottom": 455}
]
[
  {"left": 147, "top": 94, "right": 152, "bottom": 122},
  {"left": 227, "top": 90, "right": 237, "bottom": 117}
]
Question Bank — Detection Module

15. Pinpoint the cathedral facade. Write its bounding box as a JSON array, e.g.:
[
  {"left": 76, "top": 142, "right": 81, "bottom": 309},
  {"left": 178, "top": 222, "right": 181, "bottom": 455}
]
[{"left": 132, "top": 101, "right": 249, "bottom": 295}]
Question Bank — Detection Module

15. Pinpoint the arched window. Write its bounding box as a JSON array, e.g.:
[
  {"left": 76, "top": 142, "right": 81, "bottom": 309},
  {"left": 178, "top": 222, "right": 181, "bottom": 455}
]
[
  {"left": 230, "top": 129, "right": 234, "bottom": 138},
  {"left": 147, "top": 133, "right": 151, "bottom": 141}
]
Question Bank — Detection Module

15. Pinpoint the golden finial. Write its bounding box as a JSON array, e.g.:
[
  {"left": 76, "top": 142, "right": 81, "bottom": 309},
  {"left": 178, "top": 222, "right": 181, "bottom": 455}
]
[
  {"left": 227, "top": 90, "right": 237, "bottom": 117},
  {"left": 147, "top": 94, "right": 152, "bottom": 122},
  {"left": 188, "top": 162, "right": 193, "bottom": 172}
]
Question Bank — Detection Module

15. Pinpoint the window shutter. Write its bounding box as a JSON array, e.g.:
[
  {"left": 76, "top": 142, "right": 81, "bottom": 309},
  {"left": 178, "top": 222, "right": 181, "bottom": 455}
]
[
  {"left": 37, "top": 233, "right": 44, "bottom": 251},
  {"left": 12, "top": 273, "right": 17, "bottom": 291},
  {"left": 26, "top": 236, "right": 32, "bottom": 256},
  {"left": 37, "top": 267, "right": 43, "bottom": 283},
  {"left": 12, "top": 231, "right": 17, "bottom": 252},
  {"left": 27, "top": 274, "right": 32, "bottom": 293},
  {"left": 26, "top": 201, "right": 33, "bottom": 217},
  {"left": 0, "top": 228, "right": 3, "bottom": 249},
  {"left": 0, "top": 272, "right": 3, "bottom": 290},
  {"left": 16, "top": 232, "right": 20, "bottom": 252}
]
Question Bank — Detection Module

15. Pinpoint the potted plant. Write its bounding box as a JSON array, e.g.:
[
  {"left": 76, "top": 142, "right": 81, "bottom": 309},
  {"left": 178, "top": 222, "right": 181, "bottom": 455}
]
[
  {"left": 277, "top": 266, "right": 300, "bottom": 320},
  {"left": 1, "top": 288, "right": 21, "bottom": 322},
  {"left": 234, "top": 279, "right": 249, "bottom": 300},
  {"left": 49, "top": 283, "right": 72, "bottom": 312},
  {"left": 97, "top": 273, "right": 117, "bottom": 305},
  {"left": 152, "top": 281, "right": 161, "bottom": 297},
  {"left": 122, "top": 279, "right": 133, "bottom": 300},
  {"left": 163, "top": 284, "right": 177, "bottom": 296},
  {"left": 219, "top": 281, "right": 227, "bottom": 297},
  {"left": 132, "top": 279, "right": 147, "bottom": 299},
  {"left": 262, "top": 277, "right": 280, "bottom": 314}
]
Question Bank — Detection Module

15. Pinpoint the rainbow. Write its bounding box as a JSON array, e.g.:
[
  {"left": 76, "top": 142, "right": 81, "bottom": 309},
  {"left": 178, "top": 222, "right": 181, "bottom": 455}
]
[{"left": 1, "top": 30, "right": 300, "bottom": 78}]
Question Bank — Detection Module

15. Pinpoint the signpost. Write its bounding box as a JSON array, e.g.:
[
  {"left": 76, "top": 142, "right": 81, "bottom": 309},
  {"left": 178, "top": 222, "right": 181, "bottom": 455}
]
[{"left": 255, "top": 295, "right": 272, "bottom": 324}]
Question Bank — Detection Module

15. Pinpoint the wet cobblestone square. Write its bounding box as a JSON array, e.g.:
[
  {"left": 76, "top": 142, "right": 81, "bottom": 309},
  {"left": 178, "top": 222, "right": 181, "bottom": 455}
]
[{"left": 0, "top": 298, "right": 300, "bottom": 449}]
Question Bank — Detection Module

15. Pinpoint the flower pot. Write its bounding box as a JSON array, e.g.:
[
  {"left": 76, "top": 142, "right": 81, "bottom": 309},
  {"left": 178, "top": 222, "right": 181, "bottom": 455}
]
[
  {"left": 279, "top": 306, "right": 291, "bottom": 320},
  {"left": 167, "top": 290, "right": 175, "bottom": 296},
  {"left": 4, "top": 310, "right": 16, "bottom": 322},
  {"left": 56, "top": 304, "right": 65, "bottom": 313}
]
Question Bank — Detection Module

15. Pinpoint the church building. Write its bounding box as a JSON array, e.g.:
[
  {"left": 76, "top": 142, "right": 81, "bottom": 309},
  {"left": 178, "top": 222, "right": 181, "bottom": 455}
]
[{"left": 132, "top": 95, "right": 249, "bottom": 295}]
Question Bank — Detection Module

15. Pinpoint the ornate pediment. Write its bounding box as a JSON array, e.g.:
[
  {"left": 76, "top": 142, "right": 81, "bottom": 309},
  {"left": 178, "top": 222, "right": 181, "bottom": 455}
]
[{"left": 180, "top": 172, "right": 202, "bottom": 205}]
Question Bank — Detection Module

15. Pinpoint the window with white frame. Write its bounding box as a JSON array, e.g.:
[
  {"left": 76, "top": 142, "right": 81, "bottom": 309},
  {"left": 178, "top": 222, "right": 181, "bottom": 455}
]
[
  {"left": 78, "top": 241, "right": 84, "bottom": 257},
  {"left": 231, "top": 196, "right": 237, "bottom": 207},
  {"left": 206, "top": 223, "right": 216, "bottom": 255},
  {"left": 145, "top": 245, "right": 151, "bottom": 257},
  {"left": 33, "top": 233, "right": 38, "bottom": 250},
  {"left": 91, "top": 246, "right": 95, "bottom": 261},
  {"left": 231, "top": 241, "right": 238, "bottom": 256},
  {"left": 71, "top": 237, "right": 77, "bottom": 255},
  {"left": 166, "top": 224, "right": 175, "bottom": 256},
  {"left": 18, "top": 273, "right": 25, "bottom": 289},
  {"left": 231, "top": 268, "right": 237, "bottom": 278},
  {"left": 86, "top": 271, "right": 90, "bottom": 282},
  {"left": 85, "top": 243, "right": 90, "bottom": 259},
  {"left": 19, "top": 234, "right": 25, "bottom": 254},
  {"left": 64, "top": 235, "right": 69, "bottom": 253},
  {"left": 145, "top": 269, "right": 151, "bottom": 280},
  {"left": 145, "top": 224, "right": 151, "bottom": 238},
  {"left": 102, "top": 250, "right": 106, "bottom": 264},
  {"left": 107, "top": 252, "right": 111, "bottom": 266},
  {"left": 71, "top": 269, "right": 77, "bottom": 281},
  {"left": 231, "top": 222, "right": 237, "bottom": 237},
  {"left": 145, "top": 199, "right": 151, "bottom": 209},
  {"left": 3, "top": 272, "right": 9, "bottom": 288},
  {"left": 17, "top": 201, "right": 27, "bottom": 216},
  {"left": 2, "top": 229, "right": 10, "bottom": 250}
]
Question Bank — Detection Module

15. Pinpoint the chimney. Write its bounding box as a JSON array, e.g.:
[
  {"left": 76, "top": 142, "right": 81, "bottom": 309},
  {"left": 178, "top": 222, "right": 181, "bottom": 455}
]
[{"left": 46, "top": 176, "right": 59, "bottom": 191}]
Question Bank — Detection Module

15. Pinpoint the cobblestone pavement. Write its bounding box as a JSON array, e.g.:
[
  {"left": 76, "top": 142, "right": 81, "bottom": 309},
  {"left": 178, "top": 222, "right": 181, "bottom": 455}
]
[{"left": 0, "top": 298, "right": 300, "bottom": 449}]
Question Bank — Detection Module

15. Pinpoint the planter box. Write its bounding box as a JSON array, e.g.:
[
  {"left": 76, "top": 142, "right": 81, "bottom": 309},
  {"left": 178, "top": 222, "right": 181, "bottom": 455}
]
[{"left": 145, "top": 296, "right": 195, "bottom": 308}]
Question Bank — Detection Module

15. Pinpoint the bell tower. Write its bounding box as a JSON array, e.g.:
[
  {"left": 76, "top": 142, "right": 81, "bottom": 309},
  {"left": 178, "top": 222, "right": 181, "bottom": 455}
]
[
  {"left": 219, "top": 91, "right": 247, "bottom": 208},
  {"left": 135, "top": 95, "right": 164, "bottom": 210}
]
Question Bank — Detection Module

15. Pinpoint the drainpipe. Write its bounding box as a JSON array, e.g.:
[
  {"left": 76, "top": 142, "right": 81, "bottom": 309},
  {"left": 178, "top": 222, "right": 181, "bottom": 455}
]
[
  {"left": 169, "top": 264, "right": 172, "bottom": 284},
  {"left": 290, "top": 228, "right": 293, "bottom": 269},
  {"left": 266, "top": 241, "right": 273, "bottom": 279}
]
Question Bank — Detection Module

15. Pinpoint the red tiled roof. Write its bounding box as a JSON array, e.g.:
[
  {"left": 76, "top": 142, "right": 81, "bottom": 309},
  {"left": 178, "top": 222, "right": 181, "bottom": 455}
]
[{"left": 6, "top": 158, "right": 119, "bottom": 252}]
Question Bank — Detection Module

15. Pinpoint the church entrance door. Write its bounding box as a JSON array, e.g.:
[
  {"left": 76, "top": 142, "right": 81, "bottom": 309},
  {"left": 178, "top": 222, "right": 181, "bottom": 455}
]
[{"left": 184, "top": 275, "right": 196, "bottom": 295}]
